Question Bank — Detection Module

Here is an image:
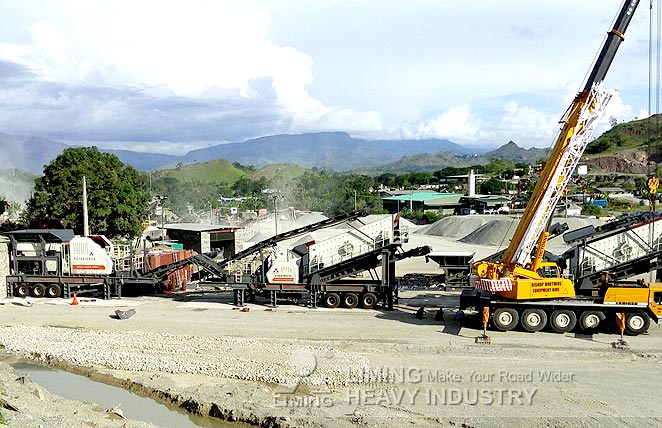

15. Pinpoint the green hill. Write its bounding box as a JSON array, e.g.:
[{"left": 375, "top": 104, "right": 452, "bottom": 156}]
[
  {"left": 359, "top": 141, "right": 548, "bottom": 174},
  {"left": 582, "top": 115, "right": 662, "bottom": 175},
  {"left": 588, "top": 114, "right": 662, "bottom": 155},
  {"left": 152, "top": 159, "right": 245, "bottom": 184},
  {"left": 248, "top": 164, "right": 306, "bottom": 181}
]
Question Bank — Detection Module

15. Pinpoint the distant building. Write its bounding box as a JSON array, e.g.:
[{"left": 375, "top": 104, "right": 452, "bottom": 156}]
[
  {"left": 457, "top": 195, "right": 511, "bottom": 215},
  {"left": 381, "top": 192, "right": 463, "bottom": 215},
  {"left": 596, "top": 187, "right": 628, "bottom": 195},
  {"left": 164, "top": 223, "right": 243, "bottom": 257},
  {"left": 561, "top": 202, "right": 582, "bottom": 217}
]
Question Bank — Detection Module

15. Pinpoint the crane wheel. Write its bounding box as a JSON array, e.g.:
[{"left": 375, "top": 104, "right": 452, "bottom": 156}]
[
  {"left": 14, "top": 283, "right": 29, "bottom": 298},
  {"left": 323, "top": 293, "right": 340, "bottom": 308},
  {"left": 30, "top": 283, "right": 46, "bottom": 298},
  {"left": 342, "top": 293, "right": 359, "bottom": 309},
  {"left": 361, "top": 293, "right": 377, "bottom": 309},
  {"left": 492, "top": 308, "right": 519, "bottom": 331},
  {"left": 46, "top": 283, "right": 62, "bottom": 298},
  {"left": 520, "top": 309, "right": 548, "bottom": 332},
  {"left": 579, "top": 311, "right": 605, "bottom": 333},
  {"left": 625, "top": 312, "right": 650, "bottom": 336},
  {"left": 550, "top": 310, "right": 577, "bottom": 333}
]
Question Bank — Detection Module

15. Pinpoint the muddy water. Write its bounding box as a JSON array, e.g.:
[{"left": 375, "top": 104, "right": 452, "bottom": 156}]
[{"left": 12, "top": 361, "right": 236, "bottom": 428}]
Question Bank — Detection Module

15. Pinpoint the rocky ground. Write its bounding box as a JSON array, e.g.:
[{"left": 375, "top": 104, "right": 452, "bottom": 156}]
[{"left": 0, "top": 287, "right": 661, "bottom": 428}]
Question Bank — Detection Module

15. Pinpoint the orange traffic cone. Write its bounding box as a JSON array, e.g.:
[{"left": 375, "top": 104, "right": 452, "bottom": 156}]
[{"left": 71, "top": 292, "right": 79, "bottom": 306}]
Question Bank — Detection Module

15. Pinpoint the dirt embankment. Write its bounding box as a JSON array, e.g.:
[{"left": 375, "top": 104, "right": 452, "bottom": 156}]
[{"left": 586, "top": 149, "right": 657, "bottom": 174}]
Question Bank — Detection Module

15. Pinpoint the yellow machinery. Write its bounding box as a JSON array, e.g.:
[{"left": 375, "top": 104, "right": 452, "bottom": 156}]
[
  {"left": 472, "top": 0, "right": 640, "bottom": 301},
  {"left": 461, "top": 0, "right": 662, "bottom": 335}
]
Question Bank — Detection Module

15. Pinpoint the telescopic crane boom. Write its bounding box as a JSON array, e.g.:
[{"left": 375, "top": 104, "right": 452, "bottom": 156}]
[{"left": 472, "top": 0, "right": 641, "bottom": 300}]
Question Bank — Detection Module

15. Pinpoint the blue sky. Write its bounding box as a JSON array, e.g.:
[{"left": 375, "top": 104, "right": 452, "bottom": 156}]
[{"left": 0, "top": 0, "right": 654, "bottom": 154}]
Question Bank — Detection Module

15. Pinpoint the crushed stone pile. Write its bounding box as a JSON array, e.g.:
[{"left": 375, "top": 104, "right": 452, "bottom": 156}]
[
  {"left": 416, "top": 215, "right": 606, "bottom": 247},
  {"left": 415, "top": 216, "right": 493, "bottom": 240},
  {"left": 459, "top": 217, "right": 519, "bottom": 246}
]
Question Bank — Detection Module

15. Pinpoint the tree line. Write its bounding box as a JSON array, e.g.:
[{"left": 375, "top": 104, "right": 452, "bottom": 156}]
[{"left": 7, "top": 148, "right": 533, "bottom": 239}]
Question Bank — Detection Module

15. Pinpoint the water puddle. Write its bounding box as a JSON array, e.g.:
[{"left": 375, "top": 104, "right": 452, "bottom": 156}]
[{"left": 11, "top": 361, "right": 236, "bottom": 428}]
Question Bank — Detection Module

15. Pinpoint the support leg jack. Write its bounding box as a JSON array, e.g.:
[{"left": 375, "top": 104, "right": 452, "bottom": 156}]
[{"left": 474, "top": 307, "right": 491, "bottom": 345}]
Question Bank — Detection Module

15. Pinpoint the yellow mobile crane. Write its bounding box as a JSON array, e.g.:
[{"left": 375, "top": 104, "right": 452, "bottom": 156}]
[{"left": 461, "top": 0, "right": 662, "bottom": 335}]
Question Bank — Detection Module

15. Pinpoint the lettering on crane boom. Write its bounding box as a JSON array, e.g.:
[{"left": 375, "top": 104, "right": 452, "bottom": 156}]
[{"left": 627, "top": 0, "right": 637, "bottom": 16}]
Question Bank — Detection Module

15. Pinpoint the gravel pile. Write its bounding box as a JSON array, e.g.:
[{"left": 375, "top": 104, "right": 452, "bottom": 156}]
[
  {"left": 0, "top": 325, "right": 369, "bottom": 387},
  {"left": 416, "top": 216, "right": 493, "bottom": 239},
  {"left": 417, "top": 215, "right": 605, "bottom": 247},
  {"left": 459, "top": 217, "right": 519, "bottom": 246}
]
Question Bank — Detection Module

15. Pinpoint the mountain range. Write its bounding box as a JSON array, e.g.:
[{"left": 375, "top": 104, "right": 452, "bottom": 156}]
[
  {"left": 1, "top": 131, "right": 481, "bottom": 173},
  {"left": 0, "top": 131, "right": 553, "bottom": 178}
]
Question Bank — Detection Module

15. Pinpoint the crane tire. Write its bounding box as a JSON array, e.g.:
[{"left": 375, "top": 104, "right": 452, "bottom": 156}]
[
  {"left": 520, "top": 308, "right": 548, "bottom": 332},
  {"left": 625, "top": 312, "right": 650, "bottom": 336},
  {"left": 492, "top": 307, "right": 519, "bottom": 331},
  {"left": 550, "top": 310, "right": 577, "bottom": 333},
  {"left": 579, "top": 311, "right": 605, "bottom": 333}
]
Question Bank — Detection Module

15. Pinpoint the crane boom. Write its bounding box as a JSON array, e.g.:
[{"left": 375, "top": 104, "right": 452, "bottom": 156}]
[{"left": 472, "top": 0, "right": 641, "bottom": 300}]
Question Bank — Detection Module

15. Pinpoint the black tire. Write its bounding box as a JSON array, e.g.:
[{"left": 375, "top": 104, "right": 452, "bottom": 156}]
[
  {"left": 30, "top": 283, "right": 46, "bottom": 298},
  {"left": 579, "top": 311, "right": 605, "bottom": 333},
  {"left": 361, "top": 293, "right": 377, "bottom": 309},
  {"left": 550, "top": 310, "right": 577, "bottom": 333},
  {"left": 46, "top": 283, "right": 62, "bottom": 298},
  {"left": 624, "top": 312, "right": 650, "bottom": 336},
  {"left": 342, "top": 293, "right": 359, "bottom": 309},
  {"left": 520, "top": 309, "right": 548, "bottom": 332},
  {"left": 14, "top": 283, "right": 29, "bottom": 298},
  {"left": 323, "top": 292, "right": 340, "bottom": 308},
  {"left": 492, "top": 308, "right": 519, "bottom": 331}
]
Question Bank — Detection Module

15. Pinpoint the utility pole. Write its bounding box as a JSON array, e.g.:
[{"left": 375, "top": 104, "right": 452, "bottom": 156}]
[
  {"left": 82, "top": 176, "right": 89, "bottom": 237},
  {"left": 354, "top": 190, "right": 357, "bottom": 211},
  {"left": 158, "top": 195, "right": 168, "bottom": 241},
  {"left": 273, "top": 195, "right": 278, "bottom": 236}
]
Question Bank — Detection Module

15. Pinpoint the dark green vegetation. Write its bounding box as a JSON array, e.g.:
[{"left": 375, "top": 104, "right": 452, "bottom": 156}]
[
  {"left": 22, "top": 148, "right": 149, "bottom": 238},
  {"left": 148, "top": 158, "right": 528, "bottom": 220},
  {"left": 150, "top": 162, "right": 384, "bottom": 218},
  {"left": 363, "top": 141, "right": 548, "bottom": 174},
  {"left": 587, "top": 114, "right": 662, "bottom": 155},
  {"left": 375, "top": 160, "right": 529, "bottom": 189}
]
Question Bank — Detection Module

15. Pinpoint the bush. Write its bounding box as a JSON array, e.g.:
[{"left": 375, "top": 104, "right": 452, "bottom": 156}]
[
  {"left": 401, "top": 209, "right": 441, "bottom": 224},
  {"left": 586, "top": 140, "right": 611, "bottom": 154},
  {"left": 581, "top": 203, "right": 604, "bottom": 216}
]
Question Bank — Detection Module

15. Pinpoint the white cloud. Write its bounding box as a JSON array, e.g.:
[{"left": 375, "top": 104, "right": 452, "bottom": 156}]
[
  {"left": 73, "top": 140, "right": 223, "bottom": 155},
  {"left": 498, "top": 101, "right": 557, "bottom": 147},
  {"left": 602, "top": 91, "right": 648, "bottom": 123},
  {"left": 413, "top": 106, "right": 492, "bottom": 142},
  {"left": 0, "top": 1, "right": 391, "bottom": 143},
  {"left": 0, "top": 0, "right": 650, "bottom": 155}
]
